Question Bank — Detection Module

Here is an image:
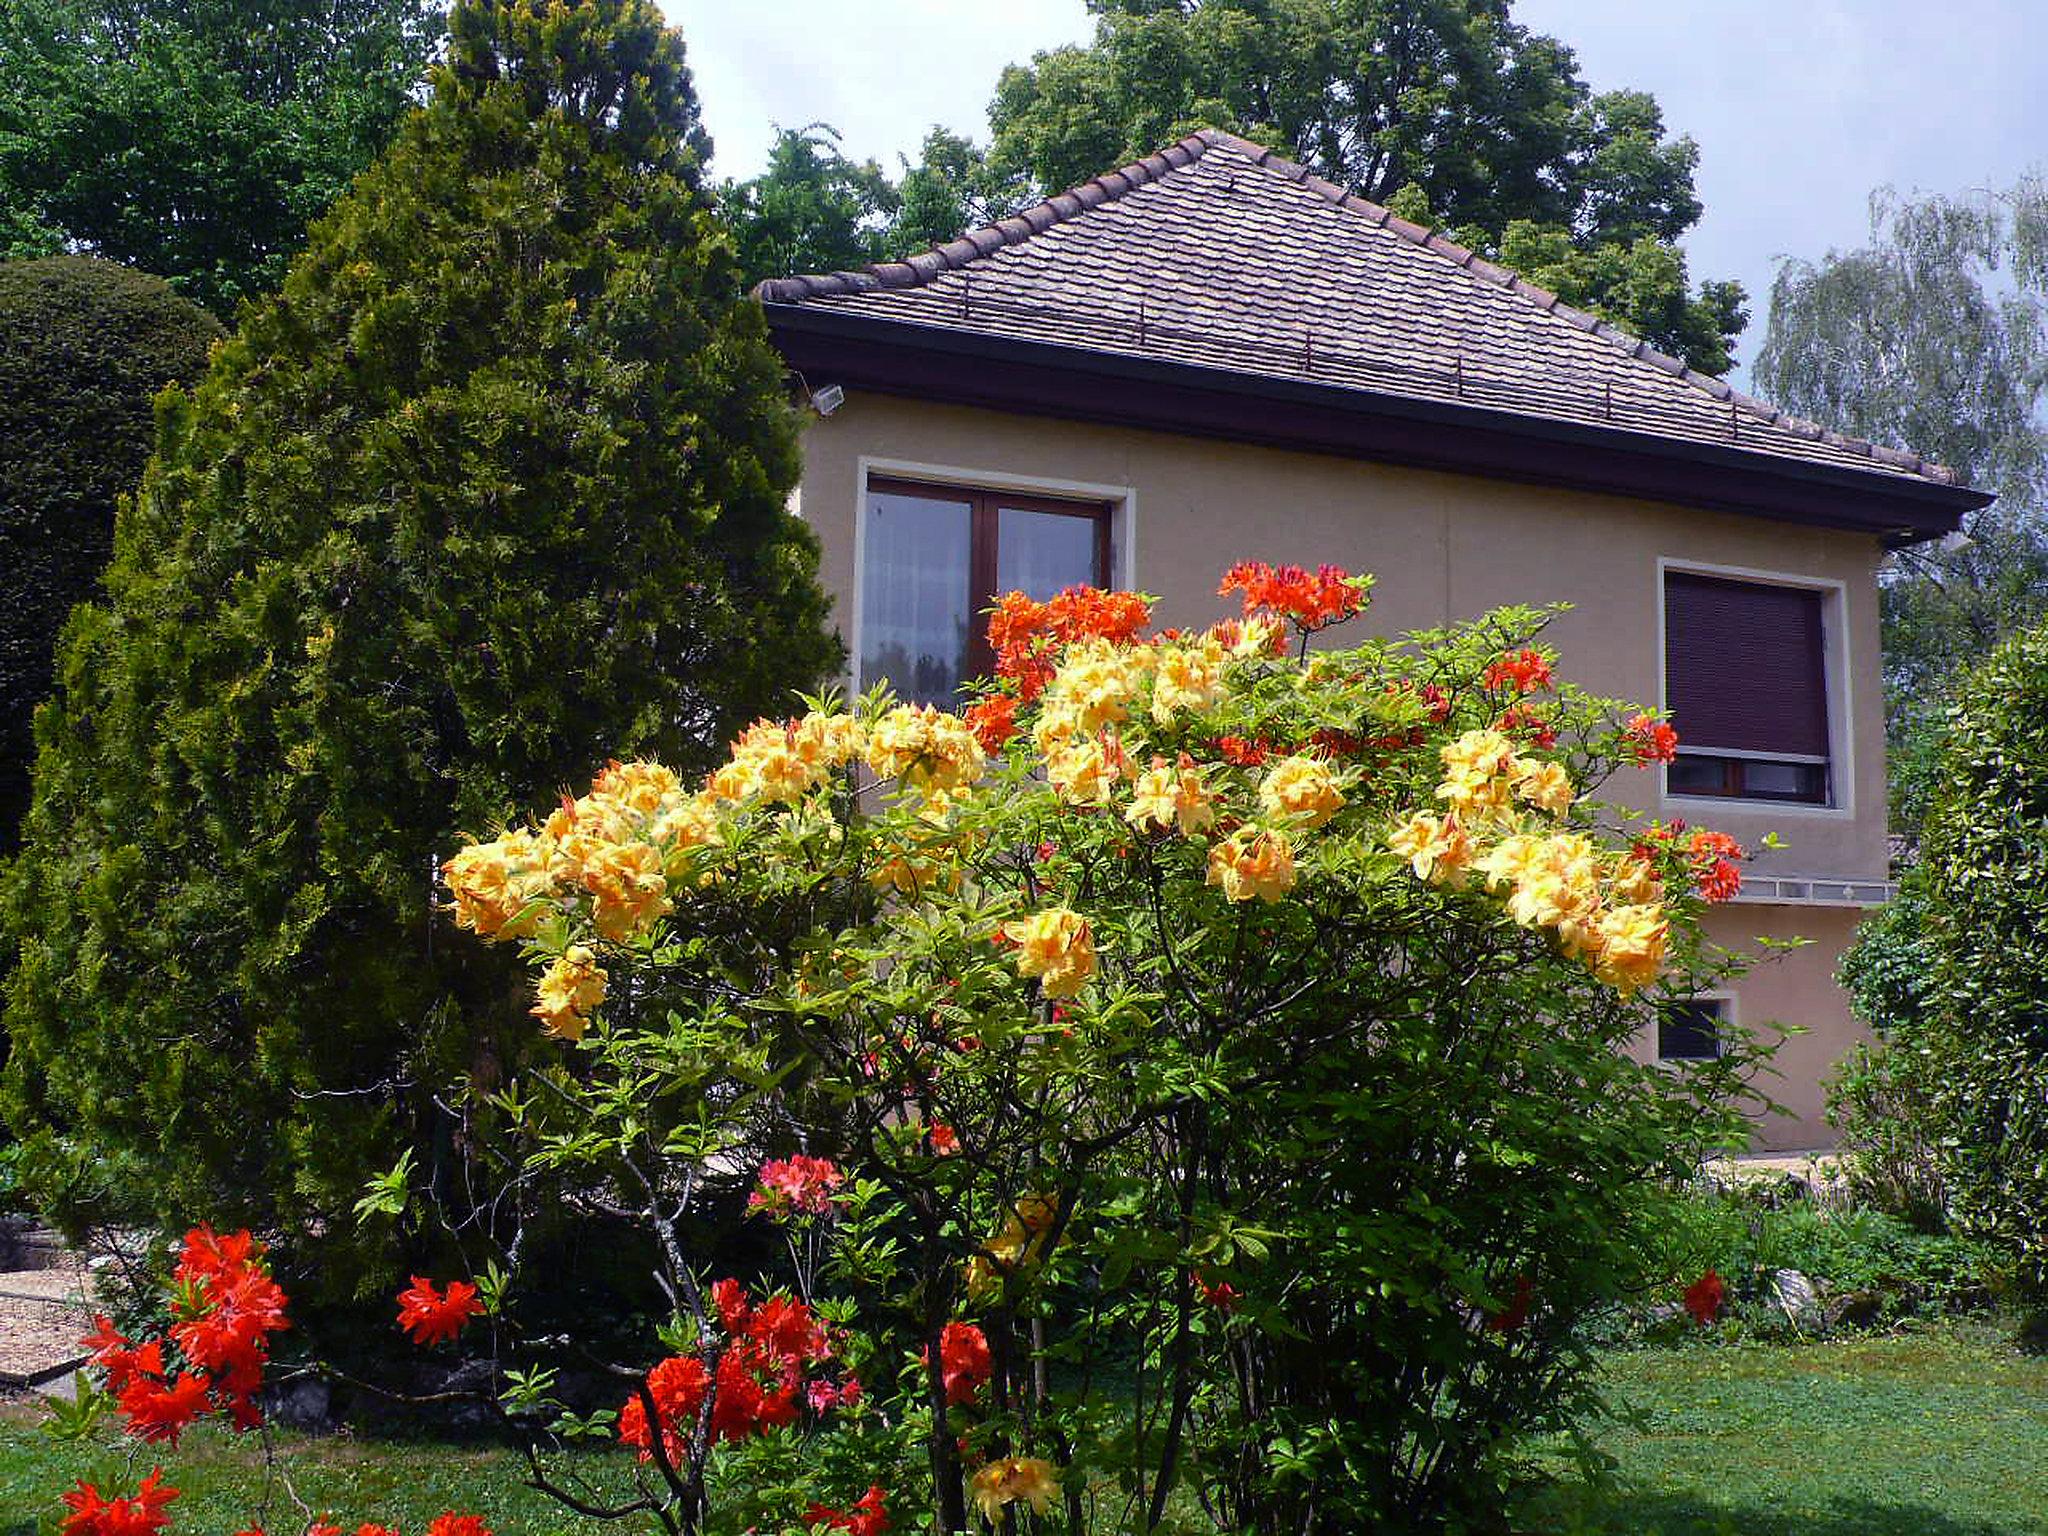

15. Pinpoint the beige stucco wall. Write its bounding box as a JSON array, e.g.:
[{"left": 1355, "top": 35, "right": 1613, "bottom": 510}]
[
  {"left": 1621, "top": 904, "right": 1869, "bottom": 1152},
  {"left": 797, "top": 393, "right": 1893, "bottom": 1147}
]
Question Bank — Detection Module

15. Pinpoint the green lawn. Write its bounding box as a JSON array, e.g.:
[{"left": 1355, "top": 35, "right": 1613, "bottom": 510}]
[
  {"left": 1528, "top": 1321, "right": 2048, "bottom": 1536},
  {"left": 9, "top": 1323, "right": 2048, "bottom": 1534},
  {"left": 0, "top": 1397, "right": 622, "bottom": 1535}
]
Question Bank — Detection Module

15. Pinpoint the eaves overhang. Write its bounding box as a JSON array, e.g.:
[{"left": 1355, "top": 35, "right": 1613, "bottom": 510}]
[{"left": 766, "top": 303, "right": 1992, "bottom": 548}]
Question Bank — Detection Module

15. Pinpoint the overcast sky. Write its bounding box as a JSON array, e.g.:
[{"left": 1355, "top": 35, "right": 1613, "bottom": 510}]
[{"left": 667, "top": 0, "right": 2047, "bottom": 381}]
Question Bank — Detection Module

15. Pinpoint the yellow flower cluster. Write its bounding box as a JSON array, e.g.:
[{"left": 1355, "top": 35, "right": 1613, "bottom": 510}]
[
  {"left": 709, "top": 713, "right": 865, "bottom": 804},
  {"left": 532, "top": 945, "right": 606, "bottom": 1040},
  {"left": 1207, "top": 827, "right": 1295, "bottom": 903},
  {"left": 1259, "top": 754, "right": 1344, "bottom": 826},
  {"left": 1391, "top": 740, "right": 1668, "bottom": 995},
  {"left": 1149, "top": 636, "right": 1226, "bottom": 723},
  {"left": 967, "top": 1192, "right": 1061, "bottom": 1299},
  {"left": 1003, "top": 908, "right": 1097, "bottom": 999},
  {"left": 866, "top": 703, "right": 986, "bottom": 798},
  {"left": 970, "top": 1457, "right": 1062, "bottom": 1521},
  {"left": 1126, "top": 755, "right": 1217, "bottom": 837}
]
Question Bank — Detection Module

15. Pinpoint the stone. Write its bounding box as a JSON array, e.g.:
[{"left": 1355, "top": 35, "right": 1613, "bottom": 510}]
[{"left": 1769, "top": 1268, "right": 1823, "bottom": 1331}]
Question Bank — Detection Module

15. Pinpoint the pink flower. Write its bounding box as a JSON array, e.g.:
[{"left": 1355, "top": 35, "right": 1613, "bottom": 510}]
[{"left": 749, "top": 1155, "right": 847, "bottom": 1219}]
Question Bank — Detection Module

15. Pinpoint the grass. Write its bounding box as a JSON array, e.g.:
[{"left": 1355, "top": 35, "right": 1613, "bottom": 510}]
[
  {"left": 0, "top": 1395, "right": 622, "bottom": 1535},
  {"left": 1526, "top": 1319, "right": 2048, "bottom": 1535},
  {"left": 9, "top": 1322, "right": 2048, "bottom": 1534}
]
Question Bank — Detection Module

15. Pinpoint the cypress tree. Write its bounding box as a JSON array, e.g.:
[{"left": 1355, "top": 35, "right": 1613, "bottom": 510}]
[{"left": 1, "top": 0, "right": 837, "bottom": 1301}]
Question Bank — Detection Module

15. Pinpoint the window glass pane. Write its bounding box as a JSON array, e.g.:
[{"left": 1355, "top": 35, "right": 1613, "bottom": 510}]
[
  {"left": 862, "top": 491, "right": 973, "bottom": 708},
  {"left": 1740, "top": 759, "right": 1825, "bottom": 800},
  {"left": 1668, "top": 754, "right": 1729, "bottom": 797},
  {"left": 1658, "top": 1000, "right": 1724, "bottom": 1061},
  {"left": 998, "top": 505, "right": 1102, "bottom": 600}
]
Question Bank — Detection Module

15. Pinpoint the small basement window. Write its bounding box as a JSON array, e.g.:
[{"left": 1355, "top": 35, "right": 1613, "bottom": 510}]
[{"left": 1657, "top": 998, "right": 1727, "bottom": 1062}]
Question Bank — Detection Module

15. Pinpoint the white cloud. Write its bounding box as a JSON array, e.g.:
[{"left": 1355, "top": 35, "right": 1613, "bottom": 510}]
[{"left": 665, "top": 0, "right": 1093, "bottom": 180}]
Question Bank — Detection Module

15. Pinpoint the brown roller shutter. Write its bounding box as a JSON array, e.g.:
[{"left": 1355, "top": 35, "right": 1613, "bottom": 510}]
[{"left": 1664, "top": 573, "right": 1829, "bottom": 757}]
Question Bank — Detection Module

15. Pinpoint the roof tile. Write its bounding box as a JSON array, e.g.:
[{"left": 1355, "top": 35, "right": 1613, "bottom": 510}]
[{"left": 757, "top": 130, "right": 1959, "bottom": 487}]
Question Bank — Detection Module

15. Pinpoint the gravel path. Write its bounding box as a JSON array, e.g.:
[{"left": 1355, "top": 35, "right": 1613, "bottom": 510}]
[{"left": 0, "top": 1259, "right": 95, "bottom": 1387}]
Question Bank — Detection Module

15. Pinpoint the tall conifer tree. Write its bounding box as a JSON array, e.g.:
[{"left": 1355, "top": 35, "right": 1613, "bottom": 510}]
[{"left": 1, "top": 0, "right": 837, "bottom": 1299}]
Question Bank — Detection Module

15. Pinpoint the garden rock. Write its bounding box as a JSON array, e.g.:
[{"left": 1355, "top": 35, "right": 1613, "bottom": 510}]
[
  {"left": 265, "top": 1375, "right": 332, "bottom": 1431},
  {"left": 1770, "top": 1268, "right": 1823, "bottom": 1330}
]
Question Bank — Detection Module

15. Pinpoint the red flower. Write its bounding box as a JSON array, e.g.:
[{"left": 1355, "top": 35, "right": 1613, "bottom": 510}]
[
  {"left": 749, "top": 1155, "right": 847, "bottom": 1219},
  {"left": 59, "top": 1469, "right": 177, "bottom": 1536},
  {"left": 1194, "top": 1273, "right": 1240, "bottom": 1312},
  {"left": 1482, "top": 647, "right": 1553, "bottom": 693},
  {"left": 1624, "top": 712, "right": 1680, "bottom": 765},
  {"left": 1219, "top": 561, "right": 1365, "bottom": 630},
  {"left": 118, "top": 1370, "right": 211, "bottom": 1446},
  {"left": 931, "top": 1320, "right": 992, "bottom": 1406},
  {"left": 928, "top": 1122, "right": 960, "bottom": 1156},
  {"left": 1685, "top": 830, "right": 1745, "bottom": 904},
  {"left": 425, "top": 1518, "right": 494, "bottom": 1536},
  {"left": 712, "top": 1276, "right": 752, "bottom": 1334},
  {"left": 1216, "top": 734, "right": 1272, "bottom": 767},
  {"left": 748, "top": 1293, "right": 830, "bottom": 1366},
  {"left": 1494, "top": 705, "right": 1558, "bottom": 749},
  {"left": 396, "top": 1277, "right": 484, "bottom": 1347},
  {"left": 804, "top": 1484, "right": 891, "bottom": 1536},
  {"left": 1683, "top": 1268, "right": 1726, "bottom": 1326},
  {"left": 987, "top": 586, "right": 1154, "bottom": 702},
  {"left": 1485, "top": 1275, "right": 1535, "bottom": 1334}
]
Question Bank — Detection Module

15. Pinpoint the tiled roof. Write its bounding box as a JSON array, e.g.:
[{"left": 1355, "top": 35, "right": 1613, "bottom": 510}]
[{"left": 757, "top": 129, "right": 1960, "bottom": 488}]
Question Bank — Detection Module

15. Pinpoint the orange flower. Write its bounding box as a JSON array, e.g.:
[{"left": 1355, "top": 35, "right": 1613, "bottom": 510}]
[
  {"left": 532, "top": 945, "right": 606, "bottom": 1040},
  {"left": 1218, "top": 561, "right": 1366, "bottom": 630},
  {"left": 1259, "top": 755, "right": 1344, "bottom": 826},
  {"left": 1206, "top": 827, "right": 1295, "bottom": 903},
  {"left": 969, "top": 1457, "right": 1062, "bottom": 1521},
  {"left": 1003, "top": 909, "right": 1097, "bottom": 998},
  {"left": 1482, "top": 647, "right": 1553, "bottom": 693}
]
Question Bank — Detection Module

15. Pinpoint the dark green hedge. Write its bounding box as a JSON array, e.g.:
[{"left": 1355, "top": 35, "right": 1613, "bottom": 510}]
[{"left": 0, "top": 256, "right": 221, "bottom": 848}]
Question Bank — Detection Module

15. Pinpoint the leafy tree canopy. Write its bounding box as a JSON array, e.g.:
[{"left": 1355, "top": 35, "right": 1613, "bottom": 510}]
[
  {"left": 0, "top": 0, "right": 443, "bottom": 315},
  {"left": 721, "top": 124, "right": 899, "bottom": 287},
  {"left": 970, "top": 0, "right": 1743, "bottom": 373},
  {"left": 0, "top": 256, "right": 221, "bottom": 851},
  {"left": 1, "top": 0, "right": 838, "bottom": 1307},
  {"left": 1753, "top": 179, "right": 2048, "bottom": 829}
]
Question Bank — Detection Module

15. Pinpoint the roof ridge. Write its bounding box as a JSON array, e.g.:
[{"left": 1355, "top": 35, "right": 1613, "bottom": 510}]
[
  {"left": 755, "top": 128, "right": 1960, "bottom": 489},
  {"left": 751, "top": 131, "right": 1221, "bottom": 305}
]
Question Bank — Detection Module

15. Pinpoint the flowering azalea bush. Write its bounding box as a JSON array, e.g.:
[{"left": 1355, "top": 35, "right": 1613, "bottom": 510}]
[
  {"left": 399, "top": 562, "right": 1762, "bottom": 1532},
  {"left": 42, "top": 564, "right": 1761, "bottom": 1533}
]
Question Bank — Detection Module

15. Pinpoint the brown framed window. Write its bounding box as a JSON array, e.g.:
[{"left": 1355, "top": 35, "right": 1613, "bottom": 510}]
[
  {"left": 859, "top": 477, "right": 1113, "bottom": 707},
  {"left": 1664, "top": 571, "right": 1832, "bottom": 805}
]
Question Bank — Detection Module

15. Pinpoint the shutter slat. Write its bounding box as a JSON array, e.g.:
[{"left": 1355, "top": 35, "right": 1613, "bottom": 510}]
[{"left": 1665, "top": 574, "right": 1829, "bottom": 757}]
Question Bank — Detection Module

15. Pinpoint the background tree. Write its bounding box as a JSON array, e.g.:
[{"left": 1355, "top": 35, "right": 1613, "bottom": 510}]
[
  {"left": 975, "top": 0, "right": 1743, "bottom": 373},
  {"left": 721, "top": 124, "right": 899, "bottom": 288},
  {"left": 1, "top": 0, "right": 839, "bottom": 1308},
  {"left": 891, "top": 127, "right": 1027, "bottom": 257},
  {"left": 1753, "top": 183, "right": 2048, "bottom": 830},
  {"left": 0, "top": 256, "right": 221, "bottom": 852},
  {"left": 0, "top": 0, "right": 443, "bottom": 315},
  {"left": 1837, "top": 624, "right": 2048, "bottom": 1310}
]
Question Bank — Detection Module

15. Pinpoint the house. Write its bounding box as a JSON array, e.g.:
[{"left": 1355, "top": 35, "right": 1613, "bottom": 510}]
[{"left": 753, "top": 128, "right": 1990, "bottom": 1151}]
